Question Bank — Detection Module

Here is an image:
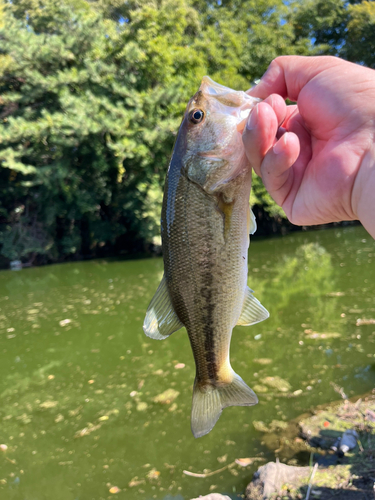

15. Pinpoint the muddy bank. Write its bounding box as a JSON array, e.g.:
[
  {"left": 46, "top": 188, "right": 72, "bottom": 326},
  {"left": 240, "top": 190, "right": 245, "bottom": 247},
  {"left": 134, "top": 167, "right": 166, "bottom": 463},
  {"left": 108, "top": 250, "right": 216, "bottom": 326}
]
[{"left": 245, "top": 392, "right": 375, "bottom": 499}]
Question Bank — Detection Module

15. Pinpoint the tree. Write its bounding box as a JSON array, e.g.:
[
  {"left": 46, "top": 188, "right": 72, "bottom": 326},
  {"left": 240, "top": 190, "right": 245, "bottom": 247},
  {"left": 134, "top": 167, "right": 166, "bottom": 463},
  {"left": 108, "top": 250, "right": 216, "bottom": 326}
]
[
  {"left": 346, "top": 1, "right": 375, "bottom": 67},
  {"left": 291, "top": 0, "right": 375, "bottom": 68},
  {"left": 0, "top": 0, "right": 196, "bottom": 261},
  {"left": 0, "top": 0, "right": 314, "bottom": 264}
]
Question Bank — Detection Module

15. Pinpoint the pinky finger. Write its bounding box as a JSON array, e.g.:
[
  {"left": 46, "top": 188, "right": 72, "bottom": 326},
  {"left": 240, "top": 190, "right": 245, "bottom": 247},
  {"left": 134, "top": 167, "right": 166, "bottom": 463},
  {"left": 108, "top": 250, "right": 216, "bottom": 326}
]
[{"left": 260, "top": 132, "right": 300, "bottom": 208}]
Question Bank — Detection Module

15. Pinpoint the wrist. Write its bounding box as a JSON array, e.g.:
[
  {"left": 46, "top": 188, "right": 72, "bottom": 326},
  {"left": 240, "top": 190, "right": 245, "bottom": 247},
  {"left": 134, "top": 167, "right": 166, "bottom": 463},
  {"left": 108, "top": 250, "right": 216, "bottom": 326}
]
[{"left": 352, "top": 144, "right": 375, "bottom": 239}]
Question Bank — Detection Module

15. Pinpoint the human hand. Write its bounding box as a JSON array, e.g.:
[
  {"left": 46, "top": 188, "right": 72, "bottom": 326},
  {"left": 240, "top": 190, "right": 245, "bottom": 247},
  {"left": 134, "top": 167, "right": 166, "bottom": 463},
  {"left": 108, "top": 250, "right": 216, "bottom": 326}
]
[{"left": 242, "top": 55, "right": 375, "bottom": 238}]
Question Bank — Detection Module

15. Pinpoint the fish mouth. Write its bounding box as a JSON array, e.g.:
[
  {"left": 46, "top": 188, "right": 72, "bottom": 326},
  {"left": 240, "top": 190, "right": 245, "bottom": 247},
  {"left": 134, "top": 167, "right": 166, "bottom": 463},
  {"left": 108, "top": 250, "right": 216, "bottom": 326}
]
[
  {"left": 197, "top": 152, "right": 224, "bottom": 162},
  {"left": 200, "top": 76, "right": 236, "bottom": 97},
  {"left": 199, "top": 76, "right": 259, "bottom": 125},
  {"left": 200, "top": 76, "right": 257, "bottom": 106}
]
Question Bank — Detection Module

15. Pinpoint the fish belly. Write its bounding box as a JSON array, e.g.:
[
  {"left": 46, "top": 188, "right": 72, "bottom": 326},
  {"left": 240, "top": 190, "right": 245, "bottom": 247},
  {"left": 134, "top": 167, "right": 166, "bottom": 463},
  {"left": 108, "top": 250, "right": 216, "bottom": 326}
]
[{"left": 162, "top": 172, "right": 250, "bottom": 385}]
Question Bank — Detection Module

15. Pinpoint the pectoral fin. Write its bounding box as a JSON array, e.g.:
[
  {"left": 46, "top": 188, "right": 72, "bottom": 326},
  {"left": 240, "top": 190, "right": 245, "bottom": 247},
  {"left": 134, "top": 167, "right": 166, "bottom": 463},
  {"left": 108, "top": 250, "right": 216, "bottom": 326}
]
[
  {"left": 237, "top": 286, "right": 269, "bottom": 326},
  {"left": 143, "top": 276, "right": 183, "bottom": 340}
]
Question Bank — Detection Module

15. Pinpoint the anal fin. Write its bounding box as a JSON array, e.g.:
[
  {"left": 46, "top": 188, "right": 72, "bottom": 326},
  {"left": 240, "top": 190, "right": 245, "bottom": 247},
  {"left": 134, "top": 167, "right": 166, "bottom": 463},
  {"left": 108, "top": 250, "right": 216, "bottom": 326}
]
[
  {"left": 143, "top": 276, "right": 183, "bottom": 340},
  {"left": 237, "top": 286, "right": 269, "bottom": 326}
]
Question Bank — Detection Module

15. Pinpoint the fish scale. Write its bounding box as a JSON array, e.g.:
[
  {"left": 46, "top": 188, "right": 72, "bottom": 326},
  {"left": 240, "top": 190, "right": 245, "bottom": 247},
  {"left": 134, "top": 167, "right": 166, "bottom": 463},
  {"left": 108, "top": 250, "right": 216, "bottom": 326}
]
[{"left": 144, "top": 76, "right": 269, "bottom": 438}]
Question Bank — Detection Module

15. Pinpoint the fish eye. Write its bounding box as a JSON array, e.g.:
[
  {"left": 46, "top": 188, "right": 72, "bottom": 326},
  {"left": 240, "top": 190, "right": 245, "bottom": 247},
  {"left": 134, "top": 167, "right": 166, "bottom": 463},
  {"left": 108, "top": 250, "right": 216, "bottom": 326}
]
[{"left": 189, "top": 109, "right": 204, "bottom": 124}]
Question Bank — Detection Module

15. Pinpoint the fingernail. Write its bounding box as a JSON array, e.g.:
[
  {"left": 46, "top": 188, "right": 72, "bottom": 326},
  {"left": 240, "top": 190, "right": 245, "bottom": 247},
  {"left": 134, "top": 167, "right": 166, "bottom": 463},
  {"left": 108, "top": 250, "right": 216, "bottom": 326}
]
[
  {"left": 246, "top": 104, "right": 258, "bottom": 130},
  {"left": 273, "top": 133, "right": 288, "bottom": 154}
]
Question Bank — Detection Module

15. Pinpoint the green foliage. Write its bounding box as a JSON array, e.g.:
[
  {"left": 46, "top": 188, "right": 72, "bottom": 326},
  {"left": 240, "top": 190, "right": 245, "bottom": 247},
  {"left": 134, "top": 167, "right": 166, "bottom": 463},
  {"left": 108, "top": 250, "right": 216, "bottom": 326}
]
[
  {"left": 0, "top": 0, "right": 373, "bottom": 264},
  {"left": 251, "top": 172, "right": 286, "bottom": 219},
  {"left": 346, "top": 1, "right": 375, "bottom": 66},
  {"left": 0, "top": 0, "right": 190, "bottom": 261},
  {"left": 292, "top": 0, "right": 375, "bottom": 67},
  {"left": 0, "top": 217, "right": 52, "bottom": 261}
]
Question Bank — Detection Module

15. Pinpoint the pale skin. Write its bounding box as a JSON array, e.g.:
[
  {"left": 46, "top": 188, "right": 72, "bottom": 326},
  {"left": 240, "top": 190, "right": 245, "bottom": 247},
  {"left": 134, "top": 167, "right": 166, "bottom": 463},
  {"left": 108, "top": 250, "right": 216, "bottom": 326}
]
[{"left": 242, "top": 55, "right": 375, "bottom": 239}]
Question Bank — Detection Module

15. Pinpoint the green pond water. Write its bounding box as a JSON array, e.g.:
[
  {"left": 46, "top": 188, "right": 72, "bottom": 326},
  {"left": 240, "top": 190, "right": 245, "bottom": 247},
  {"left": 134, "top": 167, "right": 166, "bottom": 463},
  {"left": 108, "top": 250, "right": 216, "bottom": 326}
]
[{"left": 0, "top": 225, "right": 375, "bottom": 500}]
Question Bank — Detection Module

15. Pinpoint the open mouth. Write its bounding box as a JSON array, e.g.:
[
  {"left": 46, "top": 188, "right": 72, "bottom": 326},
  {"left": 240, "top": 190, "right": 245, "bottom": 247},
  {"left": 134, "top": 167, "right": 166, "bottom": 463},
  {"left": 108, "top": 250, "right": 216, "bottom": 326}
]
[
  {"left": 199, "top": 76, "right": 258, "bottom": 130},
  {"left": 197, "top": 152, "right": 224, "bottom": 162}
]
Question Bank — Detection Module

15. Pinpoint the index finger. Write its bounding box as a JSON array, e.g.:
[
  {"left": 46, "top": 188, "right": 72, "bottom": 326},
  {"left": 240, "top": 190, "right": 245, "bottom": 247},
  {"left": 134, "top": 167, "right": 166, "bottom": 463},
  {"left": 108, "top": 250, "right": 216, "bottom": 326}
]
[{"left": 248, "top": 55, "right": 347, "bottom": 101}]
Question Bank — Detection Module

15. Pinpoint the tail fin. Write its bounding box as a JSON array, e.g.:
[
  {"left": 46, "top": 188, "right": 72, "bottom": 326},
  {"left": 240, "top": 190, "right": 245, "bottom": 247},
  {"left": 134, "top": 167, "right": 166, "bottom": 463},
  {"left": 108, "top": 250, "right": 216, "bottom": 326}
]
[{"left": 191, "top": 373, "right": 258, "bottom": 438}]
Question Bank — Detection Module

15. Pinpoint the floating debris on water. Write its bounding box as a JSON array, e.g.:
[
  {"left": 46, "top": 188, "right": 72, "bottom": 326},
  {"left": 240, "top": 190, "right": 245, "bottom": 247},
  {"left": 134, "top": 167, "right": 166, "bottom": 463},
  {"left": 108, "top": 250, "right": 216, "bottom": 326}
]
[
  {"left": 263, "top": 376, "right": 291, "bottom": 392},
  {"left": 74, "top": 423, "right": 102, "bottom": 438},
  {"left": 305, "top": 332, "right": 341, "bottom": 339},
  {"left": 128, "top": 477, "right": 145, "bottom": 487},
  {"left": 356, "top": 318, "right": 375, "bottom": 326},
  {"left": 253, "top": 420, "right": 288, "bottom": 433},
  {"left": 147, "top": 468, "right": 160, "bottom": 480},
  {"left": 235, "top": 457, "right": 265, "bottom": 467},
  {"left": 253, "top": 358, "right": 272, "bottom": 365},
  {"left": 39, "top": 401, "right": 58, "bottom": 410},
  {"left": 153, "top": 389, "right": 179, "bottom": 404},
  {"left": 59, "top": 319, "right": 71, "bottom": 327},
  {"left": 109, "top": 486, "right": 121, "bottom": 494},
  {"left": 252, "top": 385, "right": 269, "bottom": 393}
]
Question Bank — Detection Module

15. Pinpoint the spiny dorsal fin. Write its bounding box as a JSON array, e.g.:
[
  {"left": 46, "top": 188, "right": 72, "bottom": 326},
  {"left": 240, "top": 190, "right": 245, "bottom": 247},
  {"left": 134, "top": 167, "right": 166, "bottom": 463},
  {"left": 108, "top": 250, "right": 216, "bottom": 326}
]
[
  {"left": 143, "top": 276, "right": 183, "bottom": 340},
  {"left": 237, "top": 286, "right": 269, "bottom": 326}
]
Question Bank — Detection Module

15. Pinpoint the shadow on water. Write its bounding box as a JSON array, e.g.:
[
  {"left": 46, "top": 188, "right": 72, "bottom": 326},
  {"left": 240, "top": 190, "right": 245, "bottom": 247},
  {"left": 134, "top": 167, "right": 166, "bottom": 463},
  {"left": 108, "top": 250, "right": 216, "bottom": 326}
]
[{"left": 0, "top": 225, "right": 374, "bottom": 499}]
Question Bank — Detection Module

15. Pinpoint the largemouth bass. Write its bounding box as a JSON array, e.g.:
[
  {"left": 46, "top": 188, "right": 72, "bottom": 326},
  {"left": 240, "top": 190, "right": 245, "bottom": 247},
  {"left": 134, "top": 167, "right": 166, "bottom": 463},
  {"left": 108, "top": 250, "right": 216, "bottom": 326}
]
[{"left": 143, "top": 77, "right": 269, "bottom": 438}]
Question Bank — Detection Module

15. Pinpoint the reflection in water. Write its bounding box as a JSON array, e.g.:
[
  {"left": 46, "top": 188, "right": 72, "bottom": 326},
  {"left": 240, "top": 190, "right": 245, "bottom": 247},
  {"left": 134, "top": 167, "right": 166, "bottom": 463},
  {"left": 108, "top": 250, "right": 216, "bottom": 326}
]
[
  {"left": 0, "top": 226, "right": 374, "bottom": 500},
  {"left": 258, "top": 242, "right": 337, "bottom": 322}
]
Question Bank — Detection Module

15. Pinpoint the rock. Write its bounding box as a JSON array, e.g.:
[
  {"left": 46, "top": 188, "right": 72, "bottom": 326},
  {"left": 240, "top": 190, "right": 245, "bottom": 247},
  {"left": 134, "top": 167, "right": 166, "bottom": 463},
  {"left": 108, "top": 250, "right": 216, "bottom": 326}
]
[
  {"left": 246, "top": 396, "right": 375, "bottom": 498},
  {"left": 190, "top": 495, "right": 231, "bottom": 500},
  {"left": 245, "top": 462, "right": 310, "bottom": 499}
]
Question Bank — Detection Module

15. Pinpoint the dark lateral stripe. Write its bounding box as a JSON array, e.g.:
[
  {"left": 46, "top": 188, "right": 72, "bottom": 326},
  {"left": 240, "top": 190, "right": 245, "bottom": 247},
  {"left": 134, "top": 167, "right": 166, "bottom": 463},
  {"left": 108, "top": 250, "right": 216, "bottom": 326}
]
[{"left": 200, "top": 263, "right": 218, "bottom": 381}]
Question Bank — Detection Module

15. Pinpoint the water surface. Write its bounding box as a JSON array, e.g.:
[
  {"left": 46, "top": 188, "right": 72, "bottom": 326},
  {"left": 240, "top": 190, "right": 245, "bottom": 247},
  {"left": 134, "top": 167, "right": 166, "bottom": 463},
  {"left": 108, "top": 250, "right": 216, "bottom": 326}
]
[{"left": 0, "top": 225, "right": 374, "bottom": 500}]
